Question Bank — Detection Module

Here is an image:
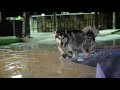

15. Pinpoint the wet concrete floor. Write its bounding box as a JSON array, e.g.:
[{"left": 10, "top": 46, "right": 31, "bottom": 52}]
[
  {"left": 1, "top": 31, "right": 120, "bottom": 78},
  {"left": 3, "top": 32, "right": 118, "bottom": 78}
]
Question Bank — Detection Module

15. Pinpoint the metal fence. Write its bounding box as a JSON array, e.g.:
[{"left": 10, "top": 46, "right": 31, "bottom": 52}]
[
  {"left": 31, "top": 18, "right": 105, "bottom": 32},
  {"left": 57, "top": 19, "right": 95, "bottom": 30}
]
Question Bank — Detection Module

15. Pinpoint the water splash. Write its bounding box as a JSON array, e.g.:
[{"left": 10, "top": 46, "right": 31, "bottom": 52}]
[{"left": 64, "top": 49, "right": 120, "bottom": 64}]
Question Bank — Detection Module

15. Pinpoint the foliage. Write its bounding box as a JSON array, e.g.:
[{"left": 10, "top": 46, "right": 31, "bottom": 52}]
[{"left": 0, "top": 38, "right": 23, "bottom": 46}]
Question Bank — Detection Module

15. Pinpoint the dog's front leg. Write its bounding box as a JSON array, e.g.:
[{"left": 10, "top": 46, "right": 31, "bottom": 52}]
[
  {"left": 58, "top": 45, "right": 65, "bottom": 55},
  {"left": 58, "top": 45, "right": 67, "bottom": 59}
]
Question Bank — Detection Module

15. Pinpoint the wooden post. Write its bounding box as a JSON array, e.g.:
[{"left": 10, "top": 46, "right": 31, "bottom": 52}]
[{"left": 113, "top": 12, "right": 116, "bottom": 29}]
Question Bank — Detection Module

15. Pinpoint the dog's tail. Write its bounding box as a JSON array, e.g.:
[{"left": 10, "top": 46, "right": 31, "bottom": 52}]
[{"left": 82, "top": 26, "right": 99, "bottom": 37}]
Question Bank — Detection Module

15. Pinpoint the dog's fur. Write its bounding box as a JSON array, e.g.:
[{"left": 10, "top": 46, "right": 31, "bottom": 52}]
[{"left": 55, "top": 26, "right": 99, "bottom": 59}]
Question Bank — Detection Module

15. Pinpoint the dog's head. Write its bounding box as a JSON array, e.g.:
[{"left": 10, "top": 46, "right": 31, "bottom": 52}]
[{"left": 55, "top": 30, "right": 68, "bottom": 48}]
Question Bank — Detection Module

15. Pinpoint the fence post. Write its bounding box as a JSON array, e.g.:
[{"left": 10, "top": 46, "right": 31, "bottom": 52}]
[
  {"left": 12, "top": 20, "right": 16, "bottom": 36},
  {"left": 95, "top": 12, "right": 100, "bottom": 34},
  {"left": 95, "top": 12, "right": 98, "bottom": 29},
  {"left": 53, "top": 12, "right": 57, "bottom": 31},
  {"left": 22, "top": 12, "right": 31, "bottom": 37},
  {"left": 113, "top": 12, "right": 116, "bottom": 29},
  {"left": 22, "top": 12, "right": 26, "bottom": 37}
]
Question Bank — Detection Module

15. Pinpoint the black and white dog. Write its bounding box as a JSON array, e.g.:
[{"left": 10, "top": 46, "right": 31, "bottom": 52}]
[{"left": 55, "top": 26, "right": 99, "bottom": 60}]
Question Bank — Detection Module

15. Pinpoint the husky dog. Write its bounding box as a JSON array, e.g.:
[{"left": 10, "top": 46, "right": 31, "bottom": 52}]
[{"left": 55, "top": 26, "right": 99, "bottom": 60}]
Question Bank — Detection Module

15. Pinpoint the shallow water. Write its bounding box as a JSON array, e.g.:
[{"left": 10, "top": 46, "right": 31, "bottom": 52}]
[
  {"left": 0, "top": 32, "right": 120, "bottom": 78},
  {"left": 0, "top": 48, "right": 96, "bottom": 78}
]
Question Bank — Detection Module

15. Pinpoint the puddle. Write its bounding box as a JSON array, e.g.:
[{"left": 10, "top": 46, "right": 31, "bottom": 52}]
[{"left": 0, "top": 48, "right": 96, "bottom": 78}]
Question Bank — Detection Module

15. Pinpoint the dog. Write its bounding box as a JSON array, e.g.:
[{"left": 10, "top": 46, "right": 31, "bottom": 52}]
[{"left": 55, "top": 26, "right": 99, "bottom": 60}]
